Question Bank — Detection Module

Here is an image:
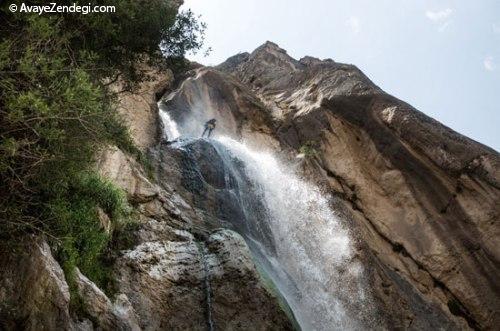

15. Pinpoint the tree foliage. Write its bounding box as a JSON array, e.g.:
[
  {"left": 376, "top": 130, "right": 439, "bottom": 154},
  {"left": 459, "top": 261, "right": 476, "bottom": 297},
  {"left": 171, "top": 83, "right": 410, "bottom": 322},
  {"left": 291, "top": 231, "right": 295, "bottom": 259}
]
[{"left": 0, "top": 0, "right": 205, "bottom": 290}]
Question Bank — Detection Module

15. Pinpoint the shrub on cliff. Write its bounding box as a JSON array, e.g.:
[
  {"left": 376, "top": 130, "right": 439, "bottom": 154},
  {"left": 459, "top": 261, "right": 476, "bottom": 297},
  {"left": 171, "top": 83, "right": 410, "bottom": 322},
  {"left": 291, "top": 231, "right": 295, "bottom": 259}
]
[{"left": 0, "top": 0, "right": 205, "bottom": 291}]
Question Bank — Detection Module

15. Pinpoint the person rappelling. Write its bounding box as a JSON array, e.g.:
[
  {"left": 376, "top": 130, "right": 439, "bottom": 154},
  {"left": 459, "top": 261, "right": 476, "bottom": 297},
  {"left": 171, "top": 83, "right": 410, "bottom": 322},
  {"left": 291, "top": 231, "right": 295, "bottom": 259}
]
[{"left": 201, "top": 119, "right": 217, "bottom": 138}]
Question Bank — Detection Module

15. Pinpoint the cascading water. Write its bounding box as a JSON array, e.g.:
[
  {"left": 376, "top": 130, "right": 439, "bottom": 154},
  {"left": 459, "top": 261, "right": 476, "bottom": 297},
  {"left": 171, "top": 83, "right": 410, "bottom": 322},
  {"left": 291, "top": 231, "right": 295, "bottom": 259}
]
[
  {"left": 159, "top": 108, "right": 372, "bottom": 330},
  {"left": 212, "top": 137, "right": 370, "bottom": 330},
  {"left": 159, "top": 103, "right": 180, "bottom": 141}
]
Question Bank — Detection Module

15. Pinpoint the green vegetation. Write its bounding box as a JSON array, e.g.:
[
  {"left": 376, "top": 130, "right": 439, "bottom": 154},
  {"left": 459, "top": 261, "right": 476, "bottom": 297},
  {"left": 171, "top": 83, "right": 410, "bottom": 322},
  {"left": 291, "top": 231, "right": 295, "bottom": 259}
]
[
  {"left": 299, "top": 140, "right": 319, "bottom": 157},
  {"left": 52, "top": 173, "right": 130, "bottom": 291},
  {"left": 0, "top": 0, "right": 205, "bottom": 296}
]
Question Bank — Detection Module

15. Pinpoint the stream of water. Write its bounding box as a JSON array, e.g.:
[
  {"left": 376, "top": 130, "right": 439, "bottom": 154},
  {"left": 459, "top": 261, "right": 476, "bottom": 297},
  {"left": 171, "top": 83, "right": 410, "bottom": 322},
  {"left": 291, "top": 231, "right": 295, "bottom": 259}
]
[
  {"left": 159, "top": 107, "right": 372, "bottom": 330},
  {"left": 198, "top": 243, "right": 215, "bottom": 331}
]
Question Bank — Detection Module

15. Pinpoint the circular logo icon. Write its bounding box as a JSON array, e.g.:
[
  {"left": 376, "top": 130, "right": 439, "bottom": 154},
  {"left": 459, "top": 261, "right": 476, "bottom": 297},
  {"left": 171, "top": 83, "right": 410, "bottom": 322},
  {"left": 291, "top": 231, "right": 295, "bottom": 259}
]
[{"left": 9, "top": 4, "right": 18, "bottom": 12}]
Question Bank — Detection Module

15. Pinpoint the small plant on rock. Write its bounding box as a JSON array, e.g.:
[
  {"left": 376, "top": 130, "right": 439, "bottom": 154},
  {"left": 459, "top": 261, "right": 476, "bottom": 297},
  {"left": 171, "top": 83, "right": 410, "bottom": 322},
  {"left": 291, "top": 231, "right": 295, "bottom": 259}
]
[{"left": 299, "top": 140, "right": 320, "bottom": 157}]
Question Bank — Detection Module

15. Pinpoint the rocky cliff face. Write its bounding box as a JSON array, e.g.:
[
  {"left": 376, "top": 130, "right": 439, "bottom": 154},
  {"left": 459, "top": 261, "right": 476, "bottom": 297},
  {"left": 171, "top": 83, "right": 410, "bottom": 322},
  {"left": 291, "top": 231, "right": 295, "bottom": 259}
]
[
  {"left": 1, "top": 42, "right": 498, "bottom": 330},
  {"left": 0, "top": 65, "right": 295, "bottom": 330},
  {"left": 161, "top": 42, "right": 499, "bottom": 330},
  {"left": 231, "top": 42, "right": 500, "bottom": 330}
]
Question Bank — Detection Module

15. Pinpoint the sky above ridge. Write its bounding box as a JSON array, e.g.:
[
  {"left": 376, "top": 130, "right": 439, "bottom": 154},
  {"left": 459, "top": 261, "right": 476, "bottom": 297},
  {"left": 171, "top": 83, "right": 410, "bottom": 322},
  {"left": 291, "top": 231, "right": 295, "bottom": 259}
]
[{"left": 182, "top": 0, "right": 500, "bottom": 151}]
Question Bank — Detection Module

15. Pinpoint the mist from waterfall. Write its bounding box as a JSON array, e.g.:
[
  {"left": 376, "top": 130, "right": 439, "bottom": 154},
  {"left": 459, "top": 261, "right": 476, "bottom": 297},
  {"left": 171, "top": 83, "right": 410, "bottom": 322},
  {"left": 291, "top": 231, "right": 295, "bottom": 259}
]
[
  {"left": 213, "top": 136, "right": 370, "bottom": 330},
  {"left": 159, "top": 109, "right": 373, "bottom": 330}
]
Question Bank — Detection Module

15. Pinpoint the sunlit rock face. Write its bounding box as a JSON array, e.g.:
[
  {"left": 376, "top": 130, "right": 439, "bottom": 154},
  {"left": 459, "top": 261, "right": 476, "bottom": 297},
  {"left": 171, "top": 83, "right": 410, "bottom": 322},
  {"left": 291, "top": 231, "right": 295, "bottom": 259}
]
[{"left": 110, "top": 67, "right": 174, "bottom": 151}]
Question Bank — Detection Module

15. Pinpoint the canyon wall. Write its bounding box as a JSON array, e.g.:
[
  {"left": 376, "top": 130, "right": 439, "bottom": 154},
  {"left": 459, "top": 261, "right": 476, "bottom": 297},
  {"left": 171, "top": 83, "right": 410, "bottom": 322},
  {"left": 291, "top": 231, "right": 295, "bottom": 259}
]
[
  {"left": 1, "top": 42, "right": 498, "bottom": 330},
  {"left": 162, "top": 42, "right": 499, "bottom": 330}
]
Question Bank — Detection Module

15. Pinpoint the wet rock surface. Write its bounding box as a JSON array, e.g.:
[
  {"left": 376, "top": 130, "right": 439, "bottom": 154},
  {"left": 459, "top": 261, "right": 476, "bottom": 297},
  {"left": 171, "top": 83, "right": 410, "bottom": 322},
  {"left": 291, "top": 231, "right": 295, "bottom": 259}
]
[
  {"left": 206, "top": 229, "right": 296, "bottom": 330},
  {"left": 155, "top": 139, "right": 276, "bottom": 248},
  {"left": 103, "top": 135, "right": 295, "bottom": 330}
]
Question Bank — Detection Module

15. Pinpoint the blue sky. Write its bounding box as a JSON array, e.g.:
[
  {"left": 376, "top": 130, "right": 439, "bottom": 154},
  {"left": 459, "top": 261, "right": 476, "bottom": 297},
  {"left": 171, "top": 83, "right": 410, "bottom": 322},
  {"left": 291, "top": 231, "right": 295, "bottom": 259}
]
[{"left": 182, "top": 0, "right": 499, "bottom": 151}]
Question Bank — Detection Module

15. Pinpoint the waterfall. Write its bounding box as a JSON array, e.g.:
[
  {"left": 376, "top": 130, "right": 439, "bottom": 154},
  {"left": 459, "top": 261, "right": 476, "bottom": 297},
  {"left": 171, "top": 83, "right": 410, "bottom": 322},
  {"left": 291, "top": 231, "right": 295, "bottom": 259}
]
[
  {"left": 160, "top": 112, "right": 372, "bottom": 330},
  {"left": 212, "top": 137, "right": 369, "bottom": 330},
  {"left": 159, "top": 102, "right": 180, "bottom": 141}
]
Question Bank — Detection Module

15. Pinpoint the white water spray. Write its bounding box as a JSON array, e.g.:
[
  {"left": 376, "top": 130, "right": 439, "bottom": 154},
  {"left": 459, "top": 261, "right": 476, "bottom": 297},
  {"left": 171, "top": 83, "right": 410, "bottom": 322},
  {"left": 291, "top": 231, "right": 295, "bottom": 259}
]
[
  {"left": 214, "top": 136, "right": 368, "bottom": 330},
  {"left": 159, "top": 107, "right": 372, "bottom": 329},
  {"left": 159, "top": 103, "right": 180, "bottom": 141}
]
